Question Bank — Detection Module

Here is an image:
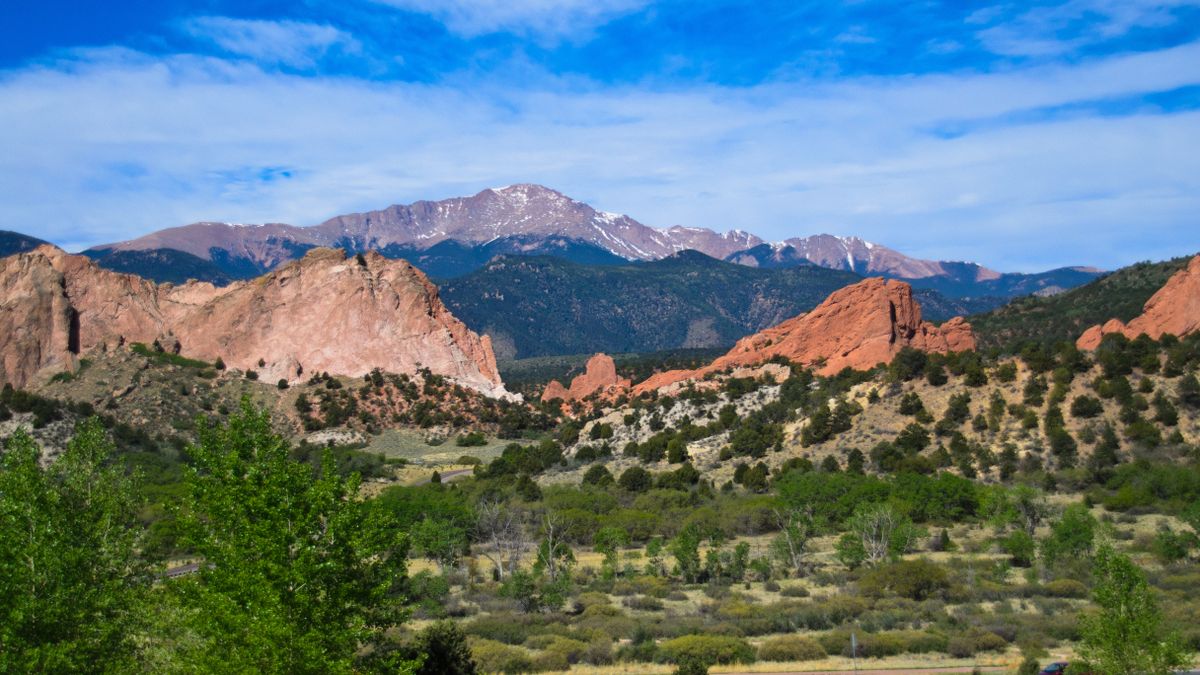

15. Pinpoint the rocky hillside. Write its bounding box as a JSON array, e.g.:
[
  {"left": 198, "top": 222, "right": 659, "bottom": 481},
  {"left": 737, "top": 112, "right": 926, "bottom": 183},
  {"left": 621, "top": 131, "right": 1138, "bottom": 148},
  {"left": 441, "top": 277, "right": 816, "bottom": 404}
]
[
  {"left": 0, "top": 246, "right": 507, "bottom": 397},
  {"left": 969, "top": 254, "right": 1198, "bottom": 351},
  {"left": 1078, "top": 254, "right": 1200, "bottom": 349},
  {"left": 544, "top": 323, "right": 1200, "bottom": 491}
]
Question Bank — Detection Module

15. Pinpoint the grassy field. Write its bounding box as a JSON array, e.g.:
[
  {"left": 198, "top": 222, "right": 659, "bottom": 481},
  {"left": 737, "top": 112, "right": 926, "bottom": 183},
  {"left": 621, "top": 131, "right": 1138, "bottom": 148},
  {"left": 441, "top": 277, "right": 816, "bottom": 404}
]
[{"left": 365, "top": 428, "right": 512, "bottom": 464}]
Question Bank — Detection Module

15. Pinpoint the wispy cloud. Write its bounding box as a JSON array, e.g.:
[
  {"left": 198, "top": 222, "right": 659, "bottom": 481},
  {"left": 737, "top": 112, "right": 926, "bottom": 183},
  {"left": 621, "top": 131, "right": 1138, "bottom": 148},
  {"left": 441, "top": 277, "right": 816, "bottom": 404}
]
[
  {"left": 0, "top": 1, "right": 1198, "bottom": 270},
  {"left": 184, "top": 16, "right": 363, "bottom": 68},
  {"left": 1, "top": 36, "right": 1197, "bottom": 271},
  {"left": 976, "top": 0, "right": 1200, "bottom": 57},
  {"left": 371, "top": 0, "right": 652, "bottom": 40}
]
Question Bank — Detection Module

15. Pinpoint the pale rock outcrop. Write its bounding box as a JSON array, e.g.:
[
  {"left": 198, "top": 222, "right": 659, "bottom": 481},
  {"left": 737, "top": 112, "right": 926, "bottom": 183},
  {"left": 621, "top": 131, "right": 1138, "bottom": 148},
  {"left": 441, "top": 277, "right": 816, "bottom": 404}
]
[
  {"left": 1077, "top": 254, "right": 1200, "bottom": 349},
  {"left": 634, "top": 277, "right": 975, "bottom": 394},
  {"left": 0, "top": 246, "right": 508, "bottom": 397},
  {"left": 541, "top": 353, "right": 630, "bottom": 402}
]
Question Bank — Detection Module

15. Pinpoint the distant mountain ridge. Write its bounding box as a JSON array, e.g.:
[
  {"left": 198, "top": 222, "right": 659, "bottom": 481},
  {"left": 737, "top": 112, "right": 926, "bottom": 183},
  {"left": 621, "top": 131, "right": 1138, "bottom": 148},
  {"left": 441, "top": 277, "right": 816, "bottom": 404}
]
[
  {"left": 438, "top": 251, "right": 1003, "bottom": 360},
  {"left": 68, "top": 184, "right": 1101, "bottom": 296},
  {"left": 0, "top": 230, "right": 49, "bottom": 257}
]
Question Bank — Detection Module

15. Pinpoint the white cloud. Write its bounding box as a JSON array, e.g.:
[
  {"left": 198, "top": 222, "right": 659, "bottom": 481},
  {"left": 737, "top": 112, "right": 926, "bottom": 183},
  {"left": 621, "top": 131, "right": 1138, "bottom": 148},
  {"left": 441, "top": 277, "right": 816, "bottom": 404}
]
[
  {"left": 184, "top": 16, "right": 362, "bottom": 68},
  {"left": 372, "top": 0, "right": 651, "bottom": 39},
  {"left": 977, "top": 0, "right": 1200, "bottom": 57},
  {"left": 0, "top": 41, "right": 1197, "bottom": 271}
]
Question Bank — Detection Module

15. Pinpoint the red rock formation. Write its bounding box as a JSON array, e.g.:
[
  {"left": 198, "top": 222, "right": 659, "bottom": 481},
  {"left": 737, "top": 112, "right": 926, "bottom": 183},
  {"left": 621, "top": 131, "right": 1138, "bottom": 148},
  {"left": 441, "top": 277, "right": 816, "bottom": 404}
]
[
  {"left": 541, "top": 380, "right": 570, "bottom": 402},
  {"left": 633, "top": 278, "right": 975, "bottom": 394},
  {"left": 1077, "top": 255, "right": 1200, "bottom": 350},
  {"left": 0, "top": 246, "right": 508, "bottom": 397},
  {"left": 541, "top": 353, "right": 631, "bottom": 402}
]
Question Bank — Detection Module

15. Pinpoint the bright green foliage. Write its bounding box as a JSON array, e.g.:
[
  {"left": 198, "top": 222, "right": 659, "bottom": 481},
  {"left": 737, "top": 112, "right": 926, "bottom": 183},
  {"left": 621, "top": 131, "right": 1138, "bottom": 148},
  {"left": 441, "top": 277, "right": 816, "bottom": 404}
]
[
  {"left": 1041, "top": 502, "right": 1097, "bottom": 568},
  {"left": 0, "top": 420, "right": 149, "bottom": 672},
  {"left": 670, "top": 524, "right": 704, "bottom": 583},
  {"left": 172, "top": 401, "right": 410, "bottom": 673},
  {"left": 593, "top": 526, "right": 631, "bottom": 578},
  {"left": 1001, "top": 530, "right": 1037, "bottom": 567},
  {"left": 413, "top": 518, "right": 469, "bottom": 571},
  {"left": 500, "top": 567, "right": 570, "bottom": 613},
  {"left": 1077, "top": 545, "right": 1190, "bottom": 675}
]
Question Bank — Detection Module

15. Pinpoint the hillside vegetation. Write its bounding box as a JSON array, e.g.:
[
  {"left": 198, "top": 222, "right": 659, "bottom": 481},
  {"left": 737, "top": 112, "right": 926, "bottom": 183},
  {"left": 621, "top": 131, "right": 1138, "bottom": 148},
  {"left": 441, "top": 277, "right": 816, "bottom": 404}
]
[{"left": 971, "top": 255, "right": 1196, "bottom": 351}]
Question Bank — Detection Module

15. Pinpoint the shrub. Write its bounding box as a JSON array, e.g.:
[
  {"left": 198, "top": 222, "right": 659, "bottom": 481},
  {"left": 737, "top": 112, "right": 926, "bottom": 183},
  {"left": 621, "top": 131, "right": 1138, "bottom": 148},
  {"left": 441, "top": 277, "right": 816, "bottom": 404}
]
[
  {"left": 779, "top": 585, "right": 810, "bottom": 598},
  {"left": 470, "top": 639, "right": 535, "bottom": 674},
  {"left": 948, "top": 630, "right": 1009, "bottom": 657},
  {"left": 659, "top": 635, "right": 756, "bottom": 665},
  {"left": 1042, "top": 578, "right": 1088, "bottom": 598},
  {"left": 464, "top": 614, "right": 538, "bottom": 645},
  {"left": 622, "top": 595, "right": 665, "bottom": 611},
  {"left": 858, "top": 559, "right": 950, "bottom": 601},
  {"left": 537, "top": 636, "right": 589, "bottom": 666},
  {"left": 1070, "top": 395, "right": 1104, "bottom": 418},
  {"left": 412, "top": 621, "right": 478, "bottom": 675},
  {"left": 618, "top": 466, "right": 653, "bottom": 493},
  {"left": 757, "top": 636, "right": 826, "bottom": 662},
  {"left": 456, "top": 432, "right": 488, "bottom": 447}
]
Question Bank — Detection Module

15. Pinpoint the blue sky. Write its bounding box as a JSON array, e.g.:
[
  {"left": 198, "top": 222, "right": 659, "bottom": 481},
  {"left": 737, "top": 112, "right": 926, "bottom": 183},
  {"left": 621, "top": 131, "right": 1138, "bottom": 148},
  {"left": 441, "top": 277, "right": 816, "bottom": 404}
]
[{"left": 0, "top": 0, "right": 1198, "bottom": 271}]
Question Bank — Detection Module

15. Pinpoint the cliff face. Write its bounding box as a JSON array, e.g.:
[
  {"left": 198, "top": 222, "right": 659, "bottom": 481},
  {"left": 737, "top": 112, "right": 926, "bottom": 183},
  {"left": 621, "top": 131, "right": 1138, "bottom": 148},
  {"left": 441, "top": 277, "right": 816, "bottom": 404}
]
[
  {"left": 634, "top": 277, "right": 975, "bottom": 393},
  {"left": 0, "top": 246, "right": 507, "bottom": 397},
  {"left": 540, "top": 353, "right": 630, "bottom": 402},
  {"left": 0, "top": 248, "right": 77, "bottom": 388},
  {"left": 1077, "top": 254, "right": 1200, "bottom": 349}
]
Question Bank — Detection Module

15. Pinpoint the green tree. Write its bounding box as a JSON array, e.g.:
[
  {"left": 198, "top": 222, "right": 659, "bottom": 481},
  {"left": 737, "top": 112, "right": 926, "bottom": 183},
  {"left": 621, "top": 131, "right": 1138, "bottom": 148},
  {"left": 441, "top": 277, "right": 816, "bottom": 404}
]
[
  {"left": 593, "top": 526, "right": 631, "bottom": 579},
  {"left": 618, "top": 466, "right": 653, "bottom": 493},
  {"left": 0, "top": 421, "right": 149, "bottom": 672},
  {"left": 413, "top": 518, "right": 468, "bottom": 573},
  {"left": 581, "top": 464, "right": 615, "bottom": 487},
  {"left": 1076, "top": 545, "right": 1189, "bottom": 675},
  {"left": 173, "top": 401, "right": 410, "bottom": 673},
  {"left": 500, "top": 567, "right": 569, "bottom": 613},
  {"left": 1041, "top": 502, "right": 1097, "bottom": 569},
  {"left": 670, "top": 524, "right": 704, "bottom": 583}
]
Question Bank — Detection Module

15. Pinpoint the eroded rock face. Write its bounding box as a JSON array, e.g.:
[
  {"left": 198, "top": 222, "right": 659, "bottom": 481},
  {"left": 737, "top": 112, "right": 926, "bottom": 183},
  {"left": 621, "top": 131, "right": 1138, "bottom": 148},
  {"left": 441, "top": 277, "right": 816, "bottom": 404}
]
[
  {"left": 0, "top": 246, "right": 508, "bottom": 397},
  {"left": 634, "top": 277, "right": 975, "bottom": 394},
  {"left": 1077, "top": 255, "right": 1200, "bottom": 350},
  {"left": 541, "top": 353, "right": 631, "bottom": 402}
]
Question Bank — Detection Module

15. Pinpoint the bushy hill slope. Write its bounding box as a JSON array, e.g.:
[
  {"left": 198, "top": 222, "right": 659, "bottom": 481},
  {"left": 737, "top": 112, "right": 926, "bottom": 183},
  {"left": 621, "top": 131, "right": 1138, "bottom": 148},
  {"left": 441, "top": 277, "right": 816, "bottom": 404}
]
[
  {"left": 83, "top": 248, "right": 237, "bottom": 285},
  {"left": 970, "top": 255, "right": 1197, "bottom": 351},
  {"left": 0, "top": 230, "right": 49, "bottom": 256}
]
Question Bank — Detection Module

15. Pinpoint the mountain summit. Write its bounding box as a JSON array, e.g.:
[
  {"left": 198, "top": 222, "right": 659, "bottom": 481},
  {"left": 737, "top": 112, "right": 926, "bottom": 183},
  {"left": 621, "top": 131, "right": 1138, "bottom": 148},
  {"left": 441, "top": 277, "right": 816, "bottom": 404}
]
[{"left": 84, "top": 184, "right": 1023, "bottom": 286}]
